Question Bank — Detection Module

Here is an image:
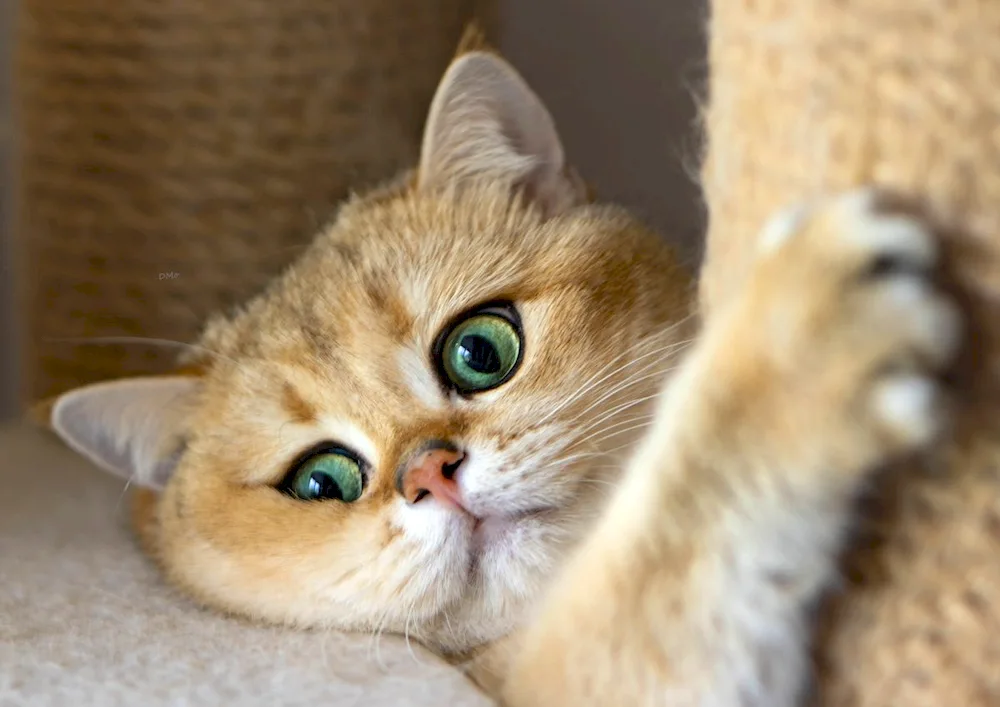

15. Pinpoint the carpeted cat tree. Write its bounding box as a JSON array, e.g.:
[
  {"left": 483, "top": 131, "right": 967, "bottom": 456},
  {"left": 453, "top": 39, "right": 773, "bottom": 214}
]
[
  {"left": 15, "top": 0, "right": 495, "bottom": 403},
  {"left": 700, "top": 2, "right": 1000, "bottom": 704}
]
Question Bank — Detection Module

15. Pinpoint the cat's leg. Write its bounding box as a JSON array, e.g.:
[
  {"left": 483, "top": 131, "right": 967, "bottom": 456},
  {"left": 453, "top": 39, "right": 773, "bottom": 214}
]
[{"left": 499, "top": 189, "right": 963, "bottom": 707}]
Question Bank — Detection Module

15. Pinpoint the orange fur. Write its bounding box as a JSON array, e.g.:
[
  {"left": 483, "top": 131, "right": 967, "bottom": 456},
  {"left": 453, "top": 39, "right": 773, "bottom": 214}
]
[
  {"left": 147, "top": 179, "right": 692, "bottom": 648},
  {"left": 45, "top": 41, "right": 964, "bottom": 706}
]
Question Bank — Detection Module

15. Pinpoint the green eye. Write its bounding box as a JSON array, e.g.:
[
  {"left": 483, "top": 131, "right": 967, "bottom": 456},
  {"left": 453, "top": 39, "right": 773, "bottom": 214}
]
[
  {"left": 286, "top": 451, "right": 364, "bottom": 503},
  {"left": 440, "top": 309, "right": 522, "bottom": 393}
]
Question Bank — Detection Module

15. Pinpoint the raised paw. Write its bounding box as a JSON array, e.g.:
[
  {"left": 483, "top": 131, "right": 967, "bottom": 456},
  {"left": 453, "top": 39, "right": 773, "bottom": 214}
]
[{"left": 727, "top": 188, "right": 964, "bottom": 477}]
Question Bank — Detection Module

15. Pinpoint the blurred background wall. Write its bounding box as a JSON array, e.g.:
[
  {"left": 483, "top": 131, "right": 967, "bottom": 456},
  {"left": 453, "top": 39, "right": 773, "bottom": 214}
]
[
  {"left": 0, "top": 0, "right": 705, "bottom": 423},
  {"left": 1, "top": 0, "right": 14, "bottom": 420},
  {"left": 500, "top": 0, "right": 706, "bottom": 265}
]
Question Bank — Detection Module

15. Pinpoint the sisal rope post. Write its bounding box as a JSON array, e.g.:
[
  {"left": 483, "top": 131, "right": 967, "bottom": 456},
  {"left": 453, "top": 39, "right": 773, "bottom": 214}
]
[{"left": 14, "top": 0, "right": 495, "bottom": 403}]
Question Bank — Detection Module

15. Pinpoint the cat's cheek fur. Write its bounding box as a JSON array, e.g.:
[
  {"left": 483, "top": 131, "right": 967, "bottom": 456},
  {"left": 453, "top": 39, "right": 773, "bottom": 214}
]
[
  {"left": 155, "top": 492, "right": 471, "bottom": 631},
  {"left": 458, "top": 434, "right": 572, "bottom": 514}
]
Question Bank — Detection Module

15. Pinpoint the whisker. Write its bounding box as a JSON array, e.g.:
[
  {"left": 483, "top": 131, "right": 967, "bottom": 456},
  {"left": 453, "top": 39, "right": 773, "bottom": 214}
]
[
  {"left": 576, "top": 478, "right": 623, "bottom": 495},
  {"left": 403, "top": 606, "right": 420, "bottom": 665},
  {"left": 40, "top": 335, "right": 242, "bottom": 367},
  {"left": 42, "top": 334, "right": 298, "bottom": 417},
  {"left": 441, "top": 606, "right": 458, "bottom": 648},
  {"left": 530, "top": 451, "right": 607, "bottom": 477},
  {"left": 562, "top": 364, "right": 677, "bottom": 430},
  {"left": 552, "top": 451, "right": 606, "bottom": 466},
  {"left": 531, "top": 355, "right": 632, "bottom": 428},
  {"left": 557, "top": 344, "right": 688, "bottom": 430},
  {"left": 569, "top": 415, "right": 658, "bottom": 452},
  {"left": 368, "top": 607, "right": 393, "bottom": 672},
  {"left": 112, "top": 477, "right": 134, "bottom": 517},
  {"left": 565, "top": 389, "right": 666, "bottom": 439},
  {"left": 573, "top": 419, "right": 657, "bottom": 452},
  {"left": 533, "top": 333, "right": 691, "bottom": 429},
  {"left": 601, "top": 438, "right": 649, "bottom": 457}
]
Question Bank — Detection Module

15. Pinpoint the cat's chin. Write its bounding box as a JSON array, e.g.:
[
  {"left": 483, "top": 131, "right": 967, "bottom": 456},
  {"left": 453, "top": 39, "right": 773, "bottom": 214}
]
[
  {"left": 472, "top": 512, "right": 526, "bottom": 550},
  {"left": 468, "top": 507, "right": 559, "bottom": 559},
  {"left": 472, "top": 508, "right": 552, "bottom": 549},
  {"left": 413, "top": 505, "right": 571, "bottom": 654}
]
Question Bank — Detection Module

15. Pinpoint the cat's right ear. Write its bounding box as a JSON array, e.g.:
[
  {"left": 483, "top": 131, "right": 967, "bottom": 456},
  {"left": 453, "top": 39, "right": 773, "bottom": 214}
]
[
  {"left": 48, "top": 376, "right": 202, "bottom": 492},
  {"left": 416, "top": 50, "right": 588, "bottom": 218}
]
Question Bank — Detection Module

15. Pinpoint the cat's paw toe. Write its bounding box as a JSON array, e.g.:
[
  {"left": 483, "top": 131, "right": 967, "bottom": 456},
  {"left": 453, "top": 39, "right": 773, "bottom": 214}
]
[
  {"left": 843, "top": 194, "right": 963, "bottom": 453},
  {"left": 876, "top": 275, "right": 963, "bottom": 368},
  {"left": 758, "top": 201, "right": 814, "bottom": 254},
  {"left": 838, "top": 189, "right": 937, "bottom": 270},
  {"left": 752, "top": 187, "right": 965, "bottom": 465},
  {"left": 870, "top": 373, "right": 946, "bottom": 450}
]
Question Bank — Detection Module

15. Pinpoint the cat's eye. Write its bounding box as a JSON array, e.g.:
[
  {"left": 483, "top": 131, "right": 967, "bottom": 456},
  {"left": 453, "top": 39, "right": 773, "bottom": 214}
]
[
  {"left": 282, "top": 448, "right": 365, "bottom": 503},
  {"left": 437, "top": 304, "right": 523, "bottom": 394}
]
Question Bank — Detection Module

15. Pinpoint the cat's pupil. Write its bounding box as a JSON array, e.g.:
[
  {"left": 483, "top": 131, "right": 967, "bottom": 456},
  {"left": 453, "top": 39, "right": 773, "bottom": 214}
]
[
  {"left": 459, "top": 334, "right": 501, "bottom": 374},
  {"left": 308, "top": 472, "right": 343, "bottom": 500}
]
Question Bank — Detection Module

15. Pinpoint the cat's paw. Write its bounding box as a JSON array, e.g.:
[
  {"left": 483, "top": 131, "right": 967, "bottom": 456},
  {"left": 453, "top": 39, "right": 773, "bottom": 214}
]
[{"left": 734, "top": 188, "right": 963, "bottom": 477}]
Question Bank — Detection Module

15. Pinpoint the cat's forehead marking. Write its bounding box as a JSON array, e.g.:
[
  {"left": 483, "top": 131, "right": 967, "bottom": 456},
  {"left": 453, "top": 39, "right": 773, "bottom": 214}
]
[
  {"left": 281, "top": 381, "right": 318, "bottom": 425},
  {"left": 398, "top": 274, "right": 430, "bottom": 320},
  {"left": 362, "top": 272, "right": 415, "bottom": 339}
]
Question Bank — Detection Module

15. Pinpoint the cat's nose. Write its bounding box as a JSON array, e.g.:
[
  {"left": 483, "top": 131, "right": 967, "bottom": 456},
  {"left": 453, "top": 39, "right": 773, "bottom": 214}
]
[{"left": 396, "top": 442, "right": 467, "bottom": 512}]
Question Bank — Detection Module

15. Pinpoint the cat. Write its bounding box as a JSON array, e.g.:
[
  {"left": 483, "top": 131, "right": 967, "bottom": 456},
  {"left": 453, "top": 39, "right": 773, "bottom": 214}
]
[{"left": 45, "top": 35, "right": 963, "bottom": 706}]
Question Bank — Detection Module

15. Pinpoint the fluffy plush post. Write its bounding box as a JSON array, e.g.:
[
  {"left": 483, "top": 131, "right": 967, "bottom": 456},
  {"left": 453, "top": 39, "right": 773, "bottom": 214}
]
[{"left": 700, "top": 2, "right": 1000, "bottom": 704}]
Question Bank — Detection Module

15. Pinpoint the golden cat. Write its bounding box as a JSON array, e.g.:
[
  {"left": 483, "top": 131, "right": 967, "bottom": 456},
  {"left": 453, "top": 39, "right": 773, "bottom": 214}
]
[{"left": 46, "top": 37, "right": 963, "bottom": 706}]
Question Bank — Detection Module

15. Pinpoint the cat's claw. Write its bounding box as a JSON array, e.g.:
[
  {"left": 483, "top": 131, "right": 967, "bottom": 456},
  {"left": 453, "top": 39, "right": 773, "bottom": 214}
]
[
  {"left": 871, "top": 374, "right": 942, "bottom": 448},
  {"left": 746, "top": 187, "right": 963, "bottom": 471}
]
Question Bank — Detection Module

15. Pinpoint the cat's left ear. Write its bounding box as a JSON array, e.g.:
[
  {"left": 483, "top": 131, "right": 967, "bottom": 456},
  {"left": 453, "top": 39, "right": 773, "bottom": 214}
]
[
  {"left": 48, "top": 376, "right": 202, "bottom": 492},
  {"left": 417, "top": 50, "right": 588, "bottom": 218}
]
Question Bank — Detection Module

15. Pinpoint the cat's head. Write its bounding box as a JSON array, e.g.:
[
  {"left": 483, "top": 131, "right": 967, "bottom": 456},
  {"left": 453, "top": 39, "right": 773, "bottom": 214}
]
[{"left": 47, "top": 42, "right": 693, "bottom": 655}]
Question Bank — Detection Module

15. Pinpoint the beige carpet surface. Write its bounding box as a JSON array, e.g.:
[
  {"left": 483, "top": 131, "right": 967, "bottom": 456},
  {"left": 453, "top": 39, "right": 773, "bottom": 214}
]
[{"left": 0, "top": 422, "right": 490, "bottom": 706}]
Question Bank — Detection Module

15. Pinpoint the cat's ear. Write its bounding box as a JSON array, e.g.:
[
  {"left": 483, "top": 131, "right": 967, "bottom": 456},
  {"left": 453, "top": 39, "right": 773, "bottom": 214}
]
[
  {"left": 417, "top": 51, "right": 587, "bottom": 217},
  {"left": 49, "top": 376, "right": 202, "bottom": 492}
]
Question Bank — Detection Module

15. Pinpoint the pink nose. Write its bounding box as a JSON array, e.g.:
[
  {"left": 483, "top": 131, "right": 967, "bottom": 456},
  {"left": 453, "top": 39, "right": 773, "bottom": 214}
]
[{"left": 397, "top": 444, "right": 467, "bottom": 512}]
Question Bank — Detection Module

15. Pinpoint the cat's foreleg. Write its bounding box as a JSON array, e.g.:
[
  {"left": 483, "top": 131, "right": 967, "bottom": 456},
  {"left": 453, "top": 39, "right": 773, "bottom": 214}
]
[{"left": 499, "top": 190, "right": 963, "bottom": 707}]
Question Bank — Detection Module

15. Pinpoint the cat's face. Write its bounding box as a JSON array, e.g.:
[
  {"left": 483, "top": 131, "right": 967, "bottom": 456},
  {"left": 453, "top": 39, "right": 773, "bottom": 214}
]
[{"left": 49, "top": 46, "right": 692, "bottom": 655}]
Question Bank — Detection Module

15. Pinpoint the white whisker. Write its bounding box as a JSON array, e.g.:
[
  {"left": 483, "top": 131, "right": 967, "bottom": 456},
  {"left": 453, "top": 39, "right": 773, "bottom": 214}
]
[
  {"left": 533, "top": 333, "right": 691, "bottom": 428},
  {"left": 113, "top": 477, "right": 134, "bottom": 517},
  {"left": 41, "top": 335, "right": 241, "bottom": 367},
  {"left": 563, "top": 365, "right": 677, "bottom": 430},
  {"left": 570, "top": 415, "right": 658, "bottom": 452},
  {"left": 403, "top": 604, "right": 422, "bottom": 665},
  {"left": 367, "top": 607, "right": 394, "bottom": 672},
  {"left": 566, "top": 389, "right": 666, "bottom": 439}
]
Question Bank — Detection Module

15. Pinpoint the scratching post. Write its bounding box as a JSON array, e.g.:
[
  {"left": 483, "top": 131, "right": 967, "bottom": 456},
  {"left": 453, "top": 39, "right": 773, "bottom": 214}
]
[
  {"left": 15, "top": 0, "right": 495, "bottom": 403},
  {"left": 701, "top": 2, "right": 1000, "bottom": 704}
]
